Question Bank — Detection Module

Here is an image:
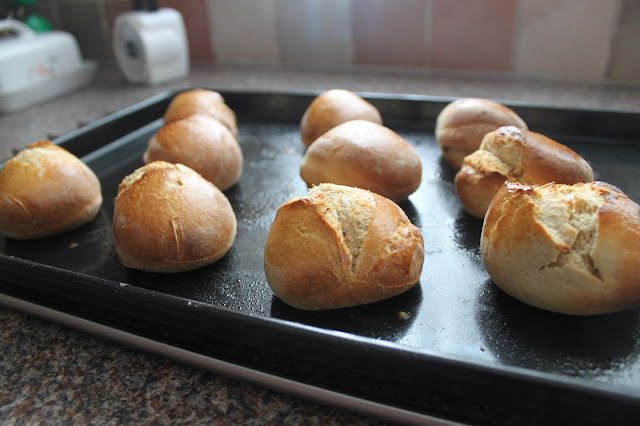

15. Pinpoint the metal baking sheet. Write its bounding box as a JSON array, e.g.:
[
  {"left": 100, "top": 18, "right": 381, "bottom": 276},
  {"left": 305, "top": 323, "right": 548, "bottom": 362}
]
[{"left": 1, "top": 90, "right": 639, "bottom": 424}]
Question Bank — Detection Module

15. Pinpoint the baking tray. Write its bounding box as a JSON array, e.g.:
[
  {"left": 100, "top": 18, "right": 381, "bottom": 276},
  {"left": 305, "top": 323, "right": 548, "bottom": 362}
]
[{"left": 1, "top": 90, "right": 640, "bottom": 425}]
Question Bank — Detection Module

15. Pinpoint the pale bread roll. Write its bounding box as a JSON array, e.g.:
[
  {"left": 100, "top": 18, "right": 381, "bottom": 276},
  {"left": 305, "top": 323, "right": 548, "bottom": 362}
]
[
  {"left": 299, "top": 120, "right": 422, "bottom": 202},
  {"left": 264, "top": 183, "right": 424, "bottom": 310},
  {"left": 143, "top": 114, "right": 243, "bottom": 190},
  {"left": 300, "top": 89, "right": 382, "bottom": 146},
  {"left": 113, "top": 161, "right": 236, "bottom": 273},
  {"left": 164, "top": 89, "right": 238, "bottom": 136},
  {"left": 455, "top": 126, "right": 594, "bottom": 218},
  {"left": 0, "top": 141, "right": 102, "bottom": 239},
  {"left": 481, "top": 181, "right": 640, "bottom": 315},
  {"left": 435, "top": 98, "right": 527, "bottom": 170}
]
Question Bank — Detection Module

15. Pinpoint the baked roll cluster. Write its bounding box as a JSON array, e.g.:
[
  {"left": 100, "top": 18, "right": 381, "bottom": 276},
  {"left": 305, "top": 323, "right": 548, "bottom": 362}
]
[
  {"left": 144, "top": 89, "right": 243, "bottom": 190},
  {"left": 436, "top": 97, "right": 640, "bottom": 315},
  {"left": 299, "top": 89, "right": 422, "bottom": 202}
]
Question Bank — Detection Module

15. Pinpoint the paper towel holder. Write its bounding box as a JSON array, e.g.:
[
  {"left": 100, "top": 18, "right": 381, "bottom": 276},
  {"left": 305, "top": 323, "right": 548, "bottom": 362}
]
[{"left": 113, "top": 4, "right": 189, "bottom": 85}]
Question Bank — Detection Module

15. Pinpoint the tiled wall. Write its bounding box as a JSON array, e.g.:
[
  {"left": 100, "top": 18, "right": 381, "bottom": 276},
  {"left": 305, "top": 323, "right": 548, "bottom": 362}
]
[{"left": 28, "top": 0, "right": 639, "bottom": 81}]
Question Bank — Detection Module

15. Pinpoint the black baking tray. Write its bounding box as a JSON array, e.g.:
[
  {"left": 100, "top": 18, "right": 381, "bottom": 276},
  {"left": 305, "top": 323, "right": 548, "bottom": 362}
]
[{"left": 1, "top": 90, "right": 640, "bottom": 425}]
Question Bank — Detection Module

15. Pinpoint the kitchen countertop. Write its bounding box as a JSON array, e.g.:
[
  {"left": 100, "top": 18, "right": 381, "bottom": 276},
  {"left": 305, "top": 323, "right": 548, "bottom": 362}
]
[{"left": 1, "top": 64, "right": 639, "bottom": 425}]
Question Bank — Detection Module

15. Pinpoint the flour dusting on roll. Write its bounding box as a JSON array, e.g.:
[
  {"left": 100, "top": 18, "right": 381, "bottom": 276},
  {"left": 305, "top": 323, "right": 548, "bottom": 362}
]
[
  {"left": 264, "top": 183, "right": 424, "bottom": 310},
  {"left": 481, "top": 181, "right": 640, "bottom": 315}
]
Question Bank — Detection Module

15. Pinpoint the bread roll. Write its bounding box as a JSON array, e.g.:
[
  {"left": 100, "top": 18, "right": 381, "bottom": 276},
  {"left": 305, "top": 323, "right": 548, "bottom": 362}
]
[
  {"left": 481, "top": 181, "right": 640, "bottom": 315},
  {"left": 113, "top": 161, "right": 236, "bottom": 273},
  {"left": 299, "top": 120, "right": 422, "bottom": 202},
  {"left": 435, "top": 98, "right": 527, "bottom": 170},
  {"left": 264, "top": 183, "right": 424, "bottom": 310},
  {"left": 144, "top": 114, "right": 243, "bottom": 190},
  {"left": 455, "top": 126, "right": 594, "bottom": 219},
  {"left": 300, "top": 89, "right": 382, "bottom": 146},
  {"left": 164, "top": 89, "right": 238, "bottom": 136},
  {"left": 0, "top": 141, "right": 102, "bottom": 239}
]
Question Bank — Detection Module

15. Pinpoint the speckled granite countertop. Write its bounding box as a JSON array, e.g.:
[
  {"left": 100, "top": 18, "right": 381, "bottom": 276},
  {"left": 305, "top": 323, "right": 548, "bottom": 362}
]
[{"left": 1, "top": 64, "right": 639, "bottom": 425}]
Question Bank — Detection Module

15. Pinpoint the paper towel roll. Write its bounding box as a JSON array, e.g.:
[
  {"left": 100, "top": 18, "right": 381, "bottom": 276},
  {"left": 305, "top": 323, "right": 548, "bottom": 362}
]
[{"left": 113, "top": 8, "right": 190, "bottom": 85}]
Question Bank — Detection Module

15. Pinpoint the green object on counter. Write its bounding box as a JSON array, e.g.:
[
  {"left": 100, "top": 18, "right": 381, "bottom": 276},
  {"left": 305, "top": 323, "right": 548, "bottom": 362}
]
[
  {"left": 24, "top": 14, "right": 52, "bottom": 32},
  {"left": 13, "top": 0, "right": 38, "bottom": 5}
]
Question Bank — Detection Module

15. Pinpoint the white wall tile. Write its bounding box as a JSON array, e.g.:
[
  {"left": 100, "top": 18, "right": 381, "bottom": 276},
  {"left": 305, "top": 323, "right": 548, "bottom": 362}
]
[
  {"left": 206, "top": 0, "right": 280, "bottom": 65},
  {"left": 274, "top": 0, "right": 352, "bottom": 66},
  {"left": 513, "top": 0, "right": 621, "bottom": 79},
  {"left": 607, "top": 0, "right": 640, "bottom": 80}
]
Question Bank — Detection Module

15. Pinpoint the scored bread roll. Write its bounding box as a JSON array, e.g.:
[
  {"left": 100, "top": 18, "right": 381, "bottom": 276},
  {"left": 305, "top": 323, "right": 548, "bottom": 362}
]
[
  {"left": 0, "top": 141, "right": 102, "bottom": 239},
  {"left": 455, "top": 126, "right": 594, "bottom": 219},
  {"left": 481, "top": 181, "right": 640, "bottom": 315},
  {"left": 164, "top": 89, "right": 238, "bottom": 136},
  {"left": 300, "top": 89, "right": 382, "bottom": 146},
  {"left": 143, "top": 114, "right": 243, "bottom": 190},
  {"left": 300, "top": 120, "right": 422, "bottom": 202},
  {"left": 435, "top": 98, "right": 527, "bottom": 170},
  {"left": 113, "top": 161, "right": 237, "bottom": 273},
  {"left": 264, "top": 183, "right": 424, "bottom": 310}
]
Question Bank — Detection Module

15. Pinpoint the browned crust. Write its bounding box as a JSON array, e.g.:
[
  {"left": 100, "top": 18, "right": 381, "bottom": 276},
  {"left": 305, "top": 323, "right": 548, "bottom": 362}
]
[
  {"left": 163, "top": 89, "right": 238, "bottom": 136},
  {"left": 299, "top": 120, "right": 422, "bottom": 202},
  {"left": 300, "top": 89, "right": 382, "bottom": 146},
  {"left": 143, "top": 114, "right": 243, "bottom": 190},
  {"left": 455, "top": 126, "right": 594, "bottom": 219},
  {"left": 481, "top": 181, "right": 640, "bottom": 315},
  {"left": 113, "top": 161, "right": 237, "bottom": 273},
  {"left": 264, "top": 185, "right": 424, "bottom": 310},
  {"left": 0, "top": 141, "right": 102, "bottom": 239},
  {"left": 435, "top": 98, "right": 527, "bottom": 170}
]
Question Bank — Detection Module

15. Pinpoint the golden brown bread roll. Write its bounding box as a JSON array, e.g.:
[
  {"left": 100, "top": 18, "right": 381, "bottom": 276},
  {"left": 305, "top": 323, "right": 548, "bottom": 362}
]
[
  {"left": 143, "top": 114, "right": 243, "bottom": 190},
  {"left": 435, "top": 98, "right": 527, "bottom": 170},
  {"left": 264, "top": 183, "right": 424, "bottom": 310},
  {"left": 455, "top": 126, "right": 594, "bottom": 219},
  {"left": 164, "top": 89, "right": 238, "bottom": 136},
  {"left": 0, "top": 141, "right": 102, "bottom": 239},
  {"left": 300, "top": 89, "right": 382, "bottom": 146},
  {"left": 299, "top": 120, "right": 422, "bottom": 202},
  {"left": 481, "top": 181, "right": 640, "bottom": 315},
  {"left": 113, "top": 161, "right": 236, "bottom": 273}
]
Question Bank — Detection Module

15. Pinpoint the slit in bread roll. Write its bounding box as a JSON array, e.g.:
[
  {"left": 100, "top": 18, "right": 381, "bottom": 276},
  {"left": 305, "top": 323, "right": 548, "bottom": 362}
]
[
  {"left": 435, "top": 98, "right": 527, "bottom": 170},
  {"left": 299, "top": 120, "right": 422, "bottom": 202},
  {"left": 264, "top": 183, "right": 424, "bottom": 310},
  {"left": 113, "top": 161, "right": 237, "bottom": 273},
  {"left": 455, "top": 126, "right": 594, "bottom": 219},
  {"left": 0, "top": 141, "right": 102, "bottom": 239},
  {"left": 481, "top": 181, "right": 640, "bottom": 315},
  {"left": 164, "top": 89, "right": 238, "bottom": 136},
  {"left": 300, "top": 89, "right": 382, "bottom": 147},
  {"left": 144, "top": 114, "right": 243, "bottom": 190}
]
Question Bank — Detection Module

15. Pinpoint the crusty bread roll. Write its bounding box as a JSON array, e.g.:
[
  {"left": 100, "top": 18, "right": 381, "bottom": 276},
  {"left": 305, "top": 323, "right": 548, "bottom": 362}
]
[
  {"left": 143, "top": 114, "right": 243, "bottom": 190},
  {"left": 264, "top": 183, "right": 424, "bottom": 310},
  {"left": 481, "top": 181, "right": 640, "bottom": 315},
  {"left": 0, "top": 141, "right": 102, "bottom": 239},
  {"left": 113, "top": 161, "right": 236, "bottom": 273},
  {"left": 455, "top": 126, "right": 594, "bottom": 219},
  {"left": 164, "top": 89, "right": 238, "bottom": 136},
  {"left": 299, "top": 120, "right": 422, "bottom": 202},
  {"left": 435, "top": 98, "right": 527, "bottom": 170},
  {"left": 300, "top": 89, "right": 382, "bottom": 146}
]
